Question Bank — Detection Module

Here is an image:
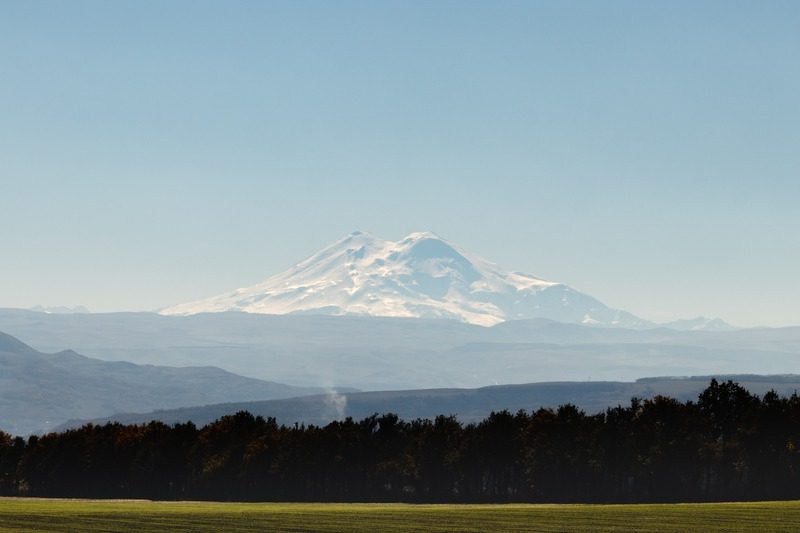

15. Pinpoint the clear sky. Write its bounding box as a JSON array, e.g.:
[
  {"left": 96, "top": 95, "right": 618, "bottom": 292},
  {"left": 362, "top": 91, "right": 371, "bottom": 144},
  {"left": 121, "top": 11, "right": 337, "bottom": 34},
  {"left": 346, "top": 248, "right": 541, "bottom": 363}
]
[{"left": 1, "top": 1, "right": 798, "bottom": 327}]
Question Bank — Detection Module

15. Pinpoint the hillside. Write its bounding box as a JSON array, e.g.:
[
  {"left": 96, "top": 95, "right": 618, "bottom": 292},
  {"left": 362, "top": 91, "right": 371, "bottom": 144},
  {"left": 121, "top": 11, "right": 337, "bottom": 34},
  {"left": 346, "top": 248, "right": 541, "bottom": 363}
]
[
  {"left": 63, "top": 374, "right": 800, "bottom": 430},
  {"left": 0, "top": 331, "right": 334, "bottom": 435}
]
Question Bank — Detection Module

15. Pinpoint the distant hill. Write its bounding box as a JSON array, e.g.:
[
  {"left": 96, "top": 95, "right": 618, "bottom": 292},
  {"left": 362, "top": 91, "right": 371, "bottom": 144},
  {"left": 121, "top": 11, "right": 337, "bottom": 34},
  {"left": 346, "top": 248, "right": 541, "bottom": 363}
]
[
  {"left": 0, "top": 331, "right": 337, "bottom": 435},
  {"left": 63, "top": 374, "right": 800, "bottom": 430},
  {"left": 0, "top": 309, "right": 795, "bottom": 391}
]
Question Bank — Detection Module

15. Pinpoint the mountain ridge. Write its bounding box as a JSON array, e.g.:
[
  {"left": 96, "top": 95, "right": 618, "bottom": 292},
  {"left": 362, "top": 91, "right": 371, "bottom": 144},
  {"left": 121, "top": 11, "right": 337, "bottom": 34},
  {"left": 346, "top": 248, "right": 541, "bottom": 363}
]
[
  {"left": 59, "top": 374, "right": 800, "bottom": 431},
  {"left": 2, "top": 309, "right": 772, "bottom": 392},
  {"left": 0, "top": 330, "right": 343, "bottom": 435}
]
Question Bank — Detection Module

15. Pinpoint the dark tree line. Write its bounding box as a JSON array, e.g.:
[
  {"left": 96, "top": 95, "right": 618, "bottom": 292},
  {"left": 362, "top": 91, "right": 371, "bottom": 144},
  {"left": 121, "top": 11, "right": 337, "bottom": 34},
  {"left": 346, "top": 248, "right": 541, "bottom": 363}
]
[{"left": 3, "top": 380, "right": 800, "bottom": 502}]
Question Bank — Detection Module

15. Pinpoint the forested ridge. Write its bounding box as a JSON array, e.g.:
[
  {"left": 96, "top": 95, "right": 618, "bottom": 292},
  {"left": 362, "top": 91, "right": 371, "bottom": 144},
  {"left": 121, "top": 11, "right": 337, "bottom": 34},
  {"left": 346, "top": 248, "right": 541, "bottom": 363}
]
[{"left": 3, "top": 380, "right": 800, "bottom": 503}]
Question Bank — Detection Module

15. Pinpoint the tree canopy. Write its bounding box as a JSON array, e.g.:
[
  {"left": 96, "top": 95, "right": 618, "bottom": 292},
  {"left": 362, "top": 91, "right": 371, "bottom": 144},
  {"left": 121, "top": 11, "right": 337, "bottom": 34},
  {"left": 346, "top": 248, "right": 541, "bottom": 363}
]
[{"left": 3, "top": 380, "right": 800, "bottom": 503}]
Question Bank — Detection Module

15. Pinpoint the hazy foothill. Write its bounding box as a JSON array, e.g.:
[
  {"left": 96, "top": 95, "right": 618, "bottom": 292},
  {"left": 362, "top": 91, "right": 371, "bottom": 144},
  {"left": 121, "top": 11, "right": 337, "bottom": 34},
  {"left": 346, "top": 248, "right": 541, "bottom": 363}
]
[{"left": 0, "top": 331, "right": 337, "bottom": 436}]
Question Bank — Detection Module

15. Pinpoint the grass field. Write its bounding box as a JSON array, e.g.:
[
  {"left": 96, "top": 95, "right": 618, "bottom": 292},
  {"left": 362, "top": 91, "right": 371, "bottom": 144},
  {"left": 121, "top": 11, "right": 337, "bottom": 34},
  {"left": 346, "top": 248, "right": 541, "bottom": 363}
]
[{"left": 2, "top": 498, "right": 800, "bottom": 532}]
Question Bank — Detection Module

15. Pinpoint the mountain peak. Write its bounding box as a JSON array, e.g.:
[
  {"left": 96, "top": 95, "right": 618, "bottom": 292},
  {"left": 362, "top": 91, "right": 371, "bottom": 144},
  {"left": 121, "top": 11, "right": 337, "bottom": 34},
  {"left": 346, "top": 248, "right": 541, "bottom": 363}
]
[
  {"left": 161, "top": 232, "right": 650, "bottom": 328},
  {"left": 345, "top": 230, "right": 377, "bottom": 240},
  {"left": 336, "top": 230, "right": 382, "bottom": 245},
  {"left": 401, "top": 231, "right": 445, "bottom": 242},
  {"left": 662, "top": 316, "right": 737, "bottom": 332}
]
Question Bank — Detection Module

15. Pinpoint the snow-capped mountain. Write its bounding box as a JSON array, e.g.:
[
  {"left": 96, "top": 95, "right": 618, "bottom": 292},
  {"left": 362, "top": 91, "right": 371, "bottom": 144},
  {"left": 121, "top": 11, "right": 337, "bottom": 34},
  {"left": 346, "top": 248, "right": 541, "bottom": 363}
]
[
  {"left": 161, "top": 231, "right": 653, "bottom": 327},
  {"left": 662, "top": 317, "right": 736, "bottom": 332}
]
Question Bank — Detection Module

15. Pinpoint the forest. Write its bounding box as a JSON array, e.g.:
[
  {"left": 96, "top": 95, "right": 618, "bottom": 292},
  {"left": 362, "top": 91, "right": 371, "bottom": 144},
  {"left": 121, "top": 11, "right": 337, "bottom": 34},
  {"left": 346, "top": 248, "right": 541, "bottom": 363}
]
[{"left": 2, "top": 379, "right": 800, "bottom": 503}]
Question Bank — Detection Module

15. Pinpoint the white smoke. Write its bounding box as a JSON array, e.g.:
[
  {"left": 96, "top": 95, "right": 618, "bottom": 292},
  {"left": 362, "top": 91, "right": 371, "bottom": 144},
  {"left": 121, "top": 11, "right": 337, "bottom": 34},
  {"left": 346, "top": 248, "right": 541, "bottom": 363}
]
[{"left": 324, "top": 390, "right": 347, "bottom": 419}]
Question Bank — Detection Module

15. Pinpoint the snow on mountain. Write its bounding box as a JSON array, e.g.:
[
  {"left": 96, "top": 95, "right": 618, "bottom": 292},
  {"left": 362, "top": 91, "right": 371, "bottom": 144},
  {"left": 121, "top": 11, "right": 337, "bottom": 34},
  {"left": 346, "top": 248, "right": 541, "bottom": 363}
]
[
  {"left": 161, "top": 231, "right": 653, "bottom": 328},
  {"left": 662, "top": 317, "right": 736, "bottom": 332},
  {"left": 29, "top": 305, "right": 90, "bottom": 314}
]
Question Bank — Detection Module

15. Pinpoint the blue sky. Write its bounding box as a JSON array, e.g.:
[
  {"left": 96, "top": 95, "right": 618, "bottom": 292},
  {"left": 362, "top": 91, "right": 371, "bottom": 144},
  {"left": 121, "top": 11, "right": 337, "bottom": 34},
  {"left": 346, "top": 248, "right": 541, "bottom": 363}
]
[{"left": 1, "top": 1, "right": 798, "bottom": 326}]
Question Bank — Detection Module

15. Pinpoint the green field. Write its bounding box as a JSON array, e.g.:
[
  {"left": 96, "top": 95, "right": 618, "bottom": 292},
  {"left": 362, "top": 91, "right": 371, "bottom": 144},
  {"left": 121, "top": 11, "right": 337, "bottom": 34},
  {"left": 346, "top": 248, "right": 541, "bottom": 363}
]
[{"left": 2, "top": 498, "right": 800, "bottom": 532}]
